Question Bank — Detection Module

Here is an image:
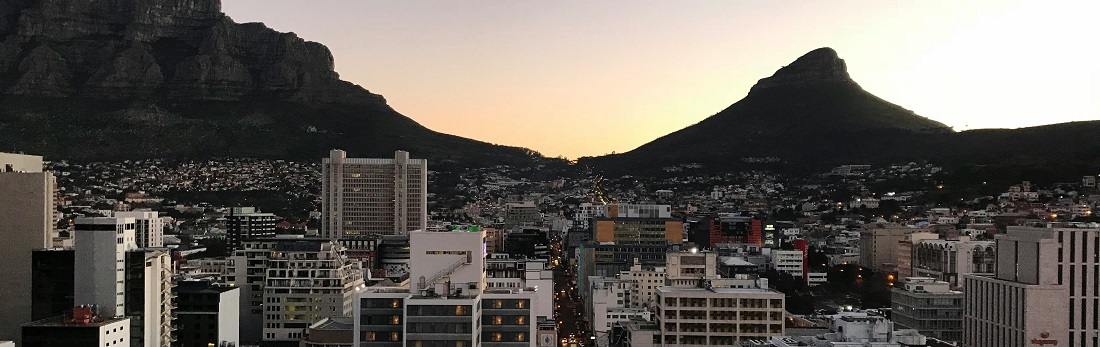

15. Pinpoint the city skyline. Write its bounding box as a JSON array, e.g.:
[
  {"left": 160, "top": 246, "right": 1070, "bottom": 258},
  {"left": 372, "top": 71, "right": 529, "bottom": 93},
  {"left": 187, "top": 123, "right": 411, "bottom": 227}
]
[{"left": 223, "top": 0, "right": 1099, "bottom": 159}]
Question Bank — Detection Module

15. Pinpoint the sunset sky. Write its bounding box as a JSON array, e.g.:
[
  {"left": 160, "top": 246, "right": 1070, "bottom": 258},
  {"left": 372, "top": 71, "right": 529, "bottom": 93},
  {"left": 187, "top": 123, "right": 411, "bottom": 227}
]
[{"left": 223, "top": 0, "right": 1099, "bottom": 159}]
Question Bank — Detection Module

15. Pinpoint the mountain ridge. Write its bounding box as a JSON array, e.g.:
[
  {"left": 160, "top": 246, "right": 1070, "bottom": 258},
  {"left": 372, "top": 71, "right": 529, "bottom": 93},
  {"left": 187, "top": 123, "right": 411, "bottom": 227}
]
[{"left": 0, "top": 0, "right": 546, "bottom": 166}]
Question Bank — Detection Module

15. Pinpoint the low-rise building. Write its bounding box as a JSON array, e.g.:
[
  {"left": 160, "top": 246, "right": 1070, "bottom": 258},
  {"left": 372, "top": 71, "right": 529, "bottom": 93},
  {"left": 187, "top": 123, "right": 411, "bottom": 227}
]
[{"left": 890, "top": 277, "right": 963, "bottom": 342}]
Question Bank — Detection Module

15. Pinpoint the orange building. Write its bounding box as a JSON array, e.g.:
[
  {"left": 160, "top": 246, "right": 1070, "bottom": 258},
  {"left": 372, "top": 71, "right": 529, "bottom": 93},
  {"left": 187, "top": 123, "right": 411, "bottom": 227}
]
[{"left": 593, "top": 218, "right": 683, "bottom": 245}]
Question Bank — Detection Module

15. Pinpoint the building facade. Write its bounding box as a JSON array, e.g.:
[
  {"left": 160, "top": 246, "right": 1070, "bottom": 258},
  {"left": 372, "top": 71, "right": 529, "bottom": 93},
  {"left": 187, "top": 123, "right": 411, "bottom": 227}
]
[
  {"left": 890, "top": 277, "right": 963, "bottom": 342},
  {"left": 74, "top": 217, "right": 137, "bottom": 317},
  {"left": 593, "top": 218, "right": 684, "bottom": 245},
  {"left": 654, "top": 285, "right": 785, "bottom": 345},
  {"left": 31, "top": 248, "right": 75, "bottom": 321},
  {"left": 0, "top": 153, "right": 54, "bottom": 344},
  {"left": 225, "top": 207, "right": 276, "bottom": 251},
  {"left": 173, "top": 280, "right": 241, "bottom": 347},
  {"left": 21, "top": 307, "right": 130, "bottom": 347},
  {"left": 912, "top": 238, "right": 996, "bottom": 288},
  {"left": 263, "top": 240, "right": 364, "bottom": 344},
  {"left": 321, "top": 149, "right": 427, "bottom": 239},
  {"left": 115, "top": 210, "right": 164, "bottom": 248},
  {"left": 860, "top": 225, "right": 926, "bottom": 273},
  {"left": 962, "top": 227, "right": 1069, "bottom": 347},
  {"left": 125, "top": 250, "right": 174, "bottom": 347}
]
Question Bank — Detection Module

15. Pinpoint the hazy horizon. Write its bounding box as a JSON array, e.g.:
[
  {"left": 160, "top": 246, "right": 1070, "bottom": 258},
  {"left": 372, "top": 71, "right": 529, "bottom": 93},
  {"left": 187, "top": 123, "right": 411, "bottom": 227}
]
[{"left": 223, "top": 0, "right": 1099, "bottom": 159}]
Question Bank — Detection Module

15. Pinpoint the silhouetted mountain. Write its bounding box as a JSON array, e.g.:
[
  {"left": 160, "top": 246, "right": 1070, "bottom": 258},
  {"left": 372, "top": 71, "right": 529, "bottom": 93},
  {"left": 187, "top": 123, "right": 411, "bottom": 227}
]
[
  {"left": 580, "top": 48, "right": 1100, "bottom": 180},
  {"left": 0, "top": 0, "right": 544, "bottom": 165}
]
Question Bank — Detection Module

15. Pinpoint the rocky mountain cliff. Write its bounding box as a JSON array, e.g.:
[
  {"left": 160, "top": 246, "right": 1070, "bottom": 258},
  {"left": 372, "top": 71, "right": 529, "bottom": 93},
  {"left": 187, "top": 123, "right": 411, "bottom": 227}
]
[
  {"left": 0, "top": 0, "right": 543, "bottom": 166},
  {"left": 580, "top": 48, "right": 1100, "bottom": 179}
]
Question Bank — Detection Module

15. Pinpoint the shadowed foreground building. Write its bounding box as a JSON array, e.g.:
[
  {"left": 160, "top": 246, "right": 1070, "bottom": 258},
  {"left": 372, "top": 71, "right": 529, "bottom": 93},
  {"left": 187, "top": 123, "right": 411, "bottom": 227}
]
[
  {"left": 890, "top": 277, "right": 963, "bottom": 342},
  {"left": 173, "top": 280, "right": 241, "bottom": 347},
  {"left": 21, "top": 306, "right": 130, "bottom": 347}
]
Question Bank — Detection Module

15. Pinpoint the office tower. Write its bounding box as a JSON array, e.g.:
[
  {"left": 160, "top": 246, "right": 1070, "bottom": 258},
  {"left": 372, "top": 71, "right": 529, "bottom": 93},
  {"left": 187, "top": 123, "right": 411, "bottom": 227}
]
[
  {"left": 321, "top": 149, "right": 427, "bottom": 239},
  {"left": 115, "top": 210, "right": 164, "bottom": 248},
  {"left": 173, "top": 280, "right": 241, "bottom": 347},
  {"left": 125, "top": 250, "right": 174, "bottom": 347},
  {"left": 962, "top": 226, "right": 1068, "bottom": 347},
  {"left": 263, "top": 240, "right": 364, "bottom": 344},
  {"left": 21, "top": 306, "right": 130, "bottom": 347},
  {"left": 891, "top": 277, "right": 963, "bottom": 342},
  {"left": 74, "top": 217, "right": 137, "bottom": 317},
  {"left": 354, "top": 229, "right": 541, "bottom": 347},
  {"left": 0, "top": 152, "right": 54, "bottom": 344},
  {"left": 31, "top": 248, "right": 75, "bottom": 321},
  {"left": 225, "top": 207, "right": 276, "bottom": 251},
  {"left": 592, "top": 217, "right": 684, "bottom": 245}
]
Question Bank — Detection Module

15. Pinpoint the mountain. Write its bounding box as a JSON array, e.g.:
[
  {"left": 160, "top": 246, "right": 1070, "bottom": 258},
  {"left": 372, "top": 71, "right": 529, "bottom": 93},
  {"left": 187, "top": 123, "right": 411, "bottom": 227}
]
[
  {"left": 0, "top": 0, "right": 544, "bottom": 166},
  {"left": 579, "top": 48, "right": 1100, "bottom": 180}
]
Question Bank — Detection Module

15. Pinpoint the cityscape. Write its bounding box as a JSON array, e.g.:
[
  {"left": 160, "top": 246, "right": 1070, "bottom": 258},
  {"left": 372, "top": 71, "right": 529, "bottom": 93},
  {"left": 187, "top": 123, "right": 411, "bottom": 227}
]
[{"left": 1, "top": 1, "right": 1099, "bottom": 347}]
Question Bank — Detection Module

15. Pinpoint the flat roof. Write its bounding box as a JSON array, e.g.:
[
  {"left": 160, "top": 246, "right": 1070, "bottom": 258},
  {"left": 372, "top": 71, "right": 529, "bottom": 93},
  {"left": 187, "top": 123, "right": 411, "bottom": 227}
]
[
  {"left": 656, "top": 286, "right": 780, "bottom": 295},
  {"left": 23, "top": 315, "right": 128, "bottom": 328}
]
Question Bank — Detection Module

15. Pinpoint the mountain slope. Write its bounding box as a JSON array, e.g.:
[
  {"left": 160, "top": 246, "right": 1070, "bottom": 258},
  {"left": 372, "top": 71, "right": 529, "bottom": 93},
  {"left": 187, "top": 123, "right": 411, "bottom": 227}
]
[
  {"left": 0, "top": 0, "right": 542, "bottom": 165},
  {"left": 580, "top": 48, "right": 1100, "bottom": 177}
]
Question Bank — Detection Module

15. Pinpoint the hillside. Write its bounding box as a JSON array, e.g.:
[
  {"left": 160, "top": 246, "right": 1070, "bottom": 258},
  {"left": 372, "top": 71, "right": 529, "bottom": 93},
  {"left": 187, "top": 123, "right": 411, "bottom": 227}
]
[{"left": 0, "top": 0, "right": 544, "bottom": 166}]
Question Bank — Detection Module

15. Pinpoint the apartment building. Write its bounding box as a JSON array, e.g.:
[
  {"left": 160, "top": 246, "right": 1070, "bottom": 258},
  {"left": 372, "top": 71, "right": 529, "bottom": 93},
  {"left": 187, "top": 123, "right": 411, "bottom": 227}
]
[
  {"left": 655, "top": 285, "right": 785, "bottom": 345},
  {"left": 912, "top": 238, "right": 995, "bottom": 288},
  {"left": 354, "top": 229, "right": 542, "bottom": 347},
  {"left": 115, "top": 210, "right": 164, "bottom": 248},
  {"left": 262, "top": 240, "right": 364, "bottom": 344},
  {"left": 225, "top": 207, "right": 276, "bottom": 251}
]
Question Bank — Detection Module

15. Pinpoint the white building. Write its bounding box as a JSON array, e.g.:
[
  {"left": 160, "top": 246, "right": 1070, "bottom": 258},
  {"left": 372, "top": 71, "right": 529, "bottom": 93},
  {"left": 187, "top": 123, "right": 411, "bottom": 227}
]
[
  {"left": 321, "top": 149, "right": 427, "bottom": 239},
  {"left": 769, "top": 249, "right": 804, "bottom": 280},
  {"left": 619, "top": 259, "right": 667, "bottom": 309},
  {"left": 485, "top": 254, "right": 554, "bottom": 319},
  {"left": 665, "top": 250, "right": 718, "bottom": 287},
  {"left": 587, "top": 276, "right": 634, "bottom": 333},
  {"left": 962, "top": 227, "right": 1068, "bottom": 347},
  {"left": 354, "top": 229, "right": 542, "bottom": 347},
  {"left": 126, "top": 250, "right": 174, "bottom": 347},
  {"left": 0, "top": 153, "right": 54, "bottom": 344},
  {"left": 74, "top": 217, "right": 137, "bottom": 317},
  {"left": 114, "top": 210, "right": 164, "bottom": 248},
  {"left": 744, "top": 311, "right": 928, "bottom": 347}
]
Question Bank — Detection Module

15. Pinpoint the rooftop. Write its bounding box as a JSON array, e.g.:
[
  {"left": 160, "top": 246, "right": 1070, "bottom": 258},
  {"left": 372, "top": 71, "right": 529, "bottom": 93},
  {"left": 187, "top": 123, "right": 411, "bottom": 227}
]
[{"left": 23, "top": 315, "right": 128, "bottom": 328}]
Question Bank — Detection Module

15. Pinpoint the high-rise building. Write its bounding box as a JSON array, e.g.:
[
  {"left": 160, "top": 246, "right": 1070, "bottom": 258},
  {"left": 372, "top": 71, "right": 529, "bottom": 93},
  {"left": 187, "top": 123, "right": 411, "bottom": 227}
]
[
  {"left": 890, "top": 277, "right": 963, "bottom": 342},
  {"left": 0, "top": 152, "right": 55, "bottom": 344},
  {"left": 173, "top": 280, "right": 241, "bottom": 347},
  {"left": 115, "top": 210, "right": 164, "bottom": 248},
  {"left": 263, "top": 240, "right": 364, "bottom": 344},
  {"left": 21, "top": 306, "right": 130, "bottom": 347},
  {"left": 354, "top": 229, "right": 543, "bottom": 347},
  {"left": 225, "top": 207, "right": 276, "bottom": 251},
  {"left": 321, "top": 149, "right": 427, "bottom": 239},
  {"left": 896, "top": 232, "right": 939, "bottom": 279},
  {"left": 962, "top": 226, "right": 1069, "bottom": 347},
  {"left": 74, "top": 217, "right": 137, "bottom": 318},
  {"left": 125, "top": 250, "right": 174, "bottom": 347}
]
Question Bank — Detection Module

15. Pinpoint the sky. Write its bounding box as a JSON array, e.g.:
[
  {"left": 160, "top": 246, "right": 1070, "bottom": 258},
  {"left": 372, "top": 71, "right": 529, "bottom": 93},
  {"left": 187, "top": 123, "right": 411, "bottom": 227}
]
[{"left": 222, "top": 0, "right": 1099, "bottom": 159}]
